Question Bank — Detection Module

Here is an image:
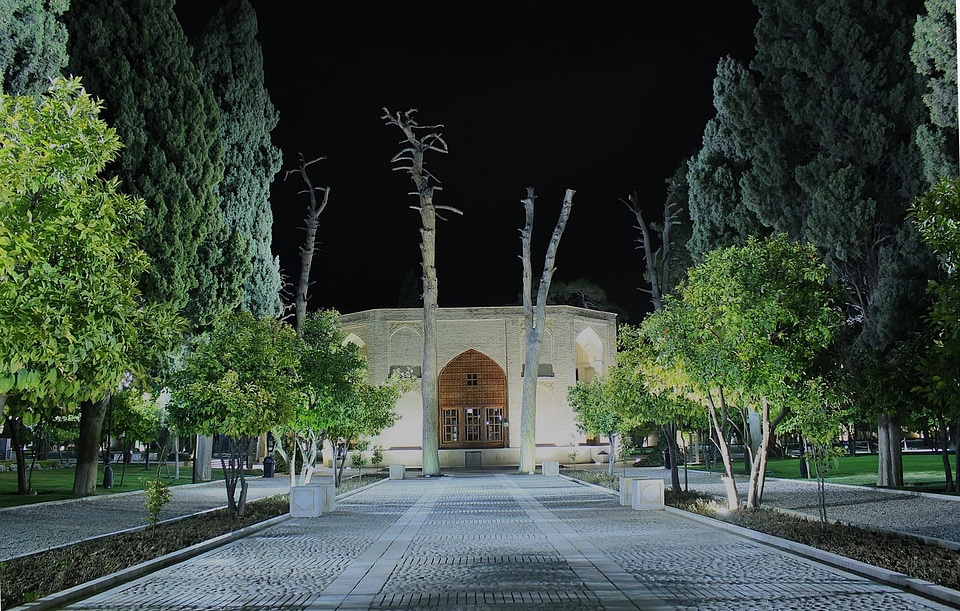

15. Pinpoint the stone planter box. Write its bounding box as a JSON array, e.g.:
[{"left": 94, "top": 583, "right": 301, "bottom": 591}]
[
  {"left": 619, "top": 476, "right": 643, "bottom": 506},
  {"left": 290, "top": 485, "right": 323, "bottom": 517},
  {"left": 631, "top": 478, "right": 665, "bottom": 511}
]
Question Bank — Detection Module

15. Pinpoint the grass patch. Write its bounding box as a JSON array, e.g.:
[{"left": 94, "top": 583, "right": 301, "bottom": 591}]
[
  {"left": 691, "top": 453, "right": 959, "bottom": 493},
  {"left": 0, "top": 465, "right": 259, "bottom": 509}
]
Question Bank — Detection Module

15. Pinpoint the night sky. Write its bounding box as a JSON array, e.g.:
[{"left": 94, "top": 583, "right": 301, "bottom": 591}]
[{"left": 174, "top": 2, "right": 759, "bottom": 322}]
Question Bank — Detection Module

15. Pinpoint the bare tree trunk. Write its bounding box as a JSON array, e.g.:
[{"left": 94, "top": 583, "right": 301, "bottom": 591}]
[
  {"left": 382, "top": 108, "right": 461, "bottom": 477},
  {"left": 518, "top": 187, "right": 575, "bottom": 474},
  {"left": 876, "top": 412, "right": 904, "bottom": 487},
  {"left": 421, "top": 200, "right": 441, "bottom": 475},
  {"left": 73, "top": 395, "right": 110, "bottom": 495},
  {"left": 285, "top": 153, "right": 331, "bottom": 335}
]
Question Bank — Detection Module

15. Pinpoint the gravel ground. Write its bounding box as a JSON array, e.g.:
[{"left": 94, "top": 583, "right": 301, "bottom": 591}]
[
  {"left": 0, "top": 476, "right": 291, "bottom": 562},
  {"left": 618, "top": 466, "right": 960, "bottom": 546}
]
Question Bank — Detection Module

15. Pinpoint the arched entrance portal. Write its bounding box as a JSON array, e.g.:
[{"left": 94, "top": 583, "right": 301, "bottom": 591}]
[{"left": 438, "top": 350, "right": 507, "bottom": 449}]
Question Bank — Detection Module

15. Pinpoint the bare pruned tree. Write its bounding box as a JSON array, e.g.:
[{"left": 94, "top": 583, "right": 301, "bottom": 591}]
[
  {"left": 519, "top": 187, "right": 575, "bottom": 474},
  {"left": 382, "top": 108, "right": 462, "bottom": 476},
  {"left": 285, "top": 153, "right": 330, "bottom": 335}
]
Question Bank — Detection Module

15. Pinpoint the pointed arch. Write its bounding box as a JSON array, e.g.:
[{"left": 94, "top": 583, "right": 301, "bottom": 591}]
[
  {"left": 438, "top": 349, "right": 507, "bottom": 449},
  {"left": 575, "top": 327, "right": 604, "bottom": 384}
]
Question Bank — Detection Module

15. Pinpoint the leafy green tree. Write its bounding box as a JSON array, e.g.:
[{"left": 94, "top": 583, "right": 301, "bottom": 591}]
[
  {"left": 686, "top": 1, "right": 936, "bottom": 487},
  {"left": 911, "top": 0, "right": 958, "bottom": 183},
  {"left": 273, "top": 310, "right": 365, "bottom": 487},
  {"left": 195, "top": 0, "right": 283, "bottom": 318},
  {"left": 911, "top": 179, "right": 960, "bottom": 490},
  {"left": 0, "top": 78, "right": 177, "bottom": 495},
  {"left": 329, "top": 376, "right": 408, "bottom": 487},
  {"left": 644, "top": 236, "right": 843, "bottom": 509},
  {"left": 568, "top": 378, "right": 624, "bottom": 476},
  {"left": 169, "top": 312, "right": 301, "bottom": 517},
  {"left": 65, "top": 0, "right": 231, "bottom": 329},
  {"left": 614, "top": 324, "right": 703, "bottom": 491},
  {"left": 0, "top": 0, "right": 70, "bottom": 96},
  {"left": 110, "top": 388, "right": 161, "bottom": 485}
]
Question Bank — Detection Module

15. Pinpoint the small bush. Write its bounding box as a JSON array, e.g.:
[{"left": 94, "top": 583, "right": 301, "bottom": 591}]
[{"left": 143, "top": 479, "right": 172, "bottom": 530}]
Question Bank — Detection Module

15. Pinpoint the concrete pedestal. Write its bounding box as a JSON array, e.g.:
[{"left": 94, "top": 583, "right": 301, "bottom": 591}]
[
  {"left": 542, "top": 461, "right": 560, "bottom": 476},
  {"left": 389, "top": 465, "right": 405, "bottom": 480}
]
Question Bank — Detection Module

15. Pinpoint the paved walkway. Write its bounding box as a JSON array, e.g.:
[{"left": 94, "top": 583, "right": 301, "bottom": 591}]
[
  {"left": 619, "top": 466, "right": 960, "bottom": 547},
  {"left": 57, "top": 474, "right": 954, "bottom": 610},
  {"left": 1, "top": 476, "right": 291, "bottom": 562}
]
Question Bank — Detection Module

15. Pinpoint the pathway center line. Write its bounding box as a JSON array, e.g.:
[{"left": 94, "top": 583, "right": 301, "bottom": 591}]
[
  {"left": 499, "top": 474, "right": 675, "bottom": 611},
  {"left": 305, "top": 479, "right": 445, "bottom": 610}
]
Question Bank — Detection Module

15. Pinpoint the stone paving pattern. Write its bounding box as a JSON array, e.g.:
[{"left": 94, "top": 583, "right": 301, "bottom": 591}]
[
  {"left": 1, "top": 477, "right": 291, "bottom": 562},
  {"left": 60, "top": 474, "right": 953, "bottom": 611}
]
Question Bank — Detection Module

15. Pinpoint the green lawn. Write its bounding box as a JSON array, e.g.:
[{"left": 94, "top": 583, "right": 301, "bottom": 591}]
[
  {"left": 0, "top": 463, "right": 245, "bottom": 509},
  {"left": 690, "top": 452, "right": 958, "bottom": 494}
]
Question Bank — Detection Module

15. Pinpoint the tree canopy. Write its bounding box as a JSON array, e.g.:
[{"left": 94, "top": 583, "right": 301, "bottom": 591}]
[{"left": 0, "top": 77, "right": 171, "bottom": 414}]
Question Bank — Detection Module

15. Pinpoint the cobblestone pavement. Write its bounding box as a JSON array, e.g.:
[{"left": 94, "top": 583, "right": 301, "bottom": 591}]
[
  {"left": 614, "top": 467, "right": 960, "bottom": 546},
  {"left": 62, "top": 474, "right": 953, "bottom": 611},
  {"left": 1, "top": 476, "right": 291, "bottom": 561}
]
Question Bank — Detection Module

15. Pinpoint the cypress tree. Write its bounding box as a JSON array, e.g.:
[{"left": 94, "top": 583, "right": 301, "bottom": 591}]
[
  {"left": 686, "top": 0, "right": 940, "bottom": 487},
  {"left": 195, "top": 0, "right": 284, "bottom": 319},
  {"left": 64, "top": 0, "right": 229, "bottom": 328},
  {"left": 911, "top": 0, "right": 958, "bottom": 182},
  {"left": 0, "top": 0, "right": 70, "bottom": 96}
]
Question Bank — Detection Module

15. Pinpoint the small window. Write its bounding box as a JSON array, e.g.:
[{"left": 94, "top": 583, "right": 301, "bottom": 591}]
[{"left": 466, "top": 373, "right": 478, "bottom": 386}]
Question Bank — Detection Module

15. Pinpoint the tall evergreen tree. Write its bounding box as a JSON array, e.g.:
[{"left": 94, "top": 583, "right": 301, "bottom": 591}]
[
  {"left": 686, "top": 0, "right": 939, "bottom": 486},
  {"left": 64, "top": 0, "right": 230, "bottom": 329},
  {"left": 195, "top": 0, "right": 284, "bottom": 319},
  {"left": 0, "top": 0, "right": 70, "bottom": 96},
  {"left": 911, "top": 0, "right": 958, "bottom": 182}
]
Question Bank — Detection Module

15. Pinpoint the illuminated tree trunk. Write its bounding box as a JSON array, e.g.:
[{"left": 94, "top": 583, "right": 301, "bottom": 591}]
[
  {"left": 382, "top": 108, "right": 461, "bottom": 477},
  {"left": 519, "top": 187, "right": 574, "bottom": 474}
]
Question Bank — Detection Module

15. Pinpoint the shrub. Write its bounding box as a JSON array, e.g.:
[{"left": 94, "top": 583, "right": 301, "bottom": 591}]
[{"left": 143, "top": 478, "right": 172, "bottom": 530}]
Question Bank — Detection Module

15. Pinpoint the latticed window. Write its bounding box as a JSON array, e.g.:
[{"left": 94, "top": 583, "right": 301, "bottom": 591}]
[
  {"left": 485, "top": 408, "right": 504, "bottom": 442},
  {"left": 465, "top": 408, "right": 481, "bottom": 441},
  {"left": 442, "top": 408, "right": 460, "bottom": 443},
  {"left": 438, "top": 350, "right": 507, "bottom": 448}
]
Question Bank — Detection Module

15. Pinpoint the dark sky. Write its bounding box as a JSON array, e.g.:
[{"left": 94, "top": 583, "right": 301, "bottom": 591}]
[{"left": 174, "top": 1, "right": 759, "bottom": 322}]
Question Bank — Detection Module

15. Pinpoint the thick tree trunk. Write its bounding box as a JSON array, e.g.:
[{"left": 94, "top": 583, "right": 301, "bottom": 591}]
[
  {"left": 73, "top": 396, "right": 110, "bottom": 495},
  {"left": 876, "top": 412, "right": 904, "bottom": 488},
  {"left": 420, "top": 202, "right": 441, "bottom": 477},
  {"left": 6, "top": 415, "right": 28, "bottom": 494},
  {"left": 193, "top": 434, "right": 213, "bottom": 482}
]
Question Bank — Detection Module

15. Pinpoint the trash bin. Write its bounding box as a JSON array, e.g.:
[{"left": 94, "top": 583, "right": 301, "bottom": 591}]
[{"left": 262, "top": 456, "right": 275, "bottom": 478}]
